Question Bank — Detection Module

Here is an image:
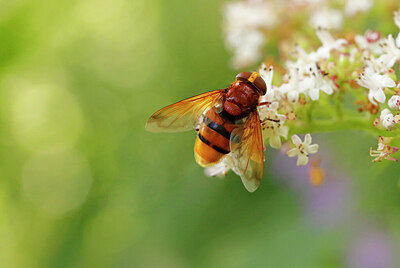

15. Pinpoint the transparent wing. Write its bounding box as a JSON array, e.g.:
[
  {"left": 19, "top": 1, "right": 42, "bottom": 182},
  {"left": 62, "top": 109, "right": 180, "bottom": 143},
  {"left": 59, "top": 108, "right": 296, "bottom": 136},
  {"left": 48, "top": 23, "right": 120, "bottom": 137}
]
[
  {"left": 230, "top": 111, "right": 264, "bottom": 192},
  {"left": 146, "top": 89, "right": 225, "bottom": 133}
]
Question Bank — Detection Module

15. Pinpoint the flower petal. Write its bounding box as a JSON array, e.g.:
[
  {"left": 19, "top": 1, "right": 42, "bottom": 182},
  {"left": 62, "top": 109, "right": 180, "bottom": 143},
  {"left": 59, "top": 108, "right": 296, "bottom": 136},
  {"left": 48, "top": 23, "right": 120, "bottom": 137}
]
[
  {"left": 378, "top": 54, "right": 396, "bottom": 69},
  {"left": 269, "top": 136, "right": 282, "bottom": 149},
  {"left": 317, "top": 46, "right": 330, "bottom": 59},
  {"left": 280, "top": 126, "right": 289, "bottom": 139},
  {"left": 205, "top": 161, "right": 230, "bottom": 177},
  {"left": 368, "top": 90, "right": 377, "bottom": 105},
  {"left": 270, "top": 102, "right": 279, "bottom": 110},
  {"left": 320, "top": 83, "right": 334, "bottom": 94},
  {"left": 287, "top": 91, "right": 299, "bottom": 103},
  {"left": 299, "top": 79, "right": 311, "bottom": 94},
  {"left": 380, "top": 75, "right": 396, "bottom": 88},
  {"left": 291, "top": 134, "right": 302, "bottom": 147},
  {"left": 304, "top": 133, "right": 312, "bottom": 145},
  {"left": 259, "top": 64, "right": 274, "bottom": 92},
  {"left": 308, "top": 144, "right": 319, "bottom": 154},
  {"left": 373, "top": 88, "right": 386, "bottom": 103},
  {"left": 308, "top": 88, "right": 320, "bottom": 101},
  {"left": 263, "top": 90, "right": 275, "bottom": 102},
  {"left": 287, "top": 148, "right": 299, "bottom": 157},
  {"left": 297, "top": 154, "right": 309, "bottom": 166}
]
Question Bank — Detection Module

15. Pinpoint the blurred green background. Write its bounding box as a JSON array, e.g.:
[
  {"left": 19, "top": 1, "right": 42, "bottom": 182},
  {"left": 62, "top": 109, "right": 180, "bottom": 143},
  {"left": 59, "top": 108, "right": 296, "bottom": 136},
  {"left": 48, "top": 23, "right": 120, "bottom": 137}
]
[{"left": 1, "top": 0, "right": 400, "bottom": 267}]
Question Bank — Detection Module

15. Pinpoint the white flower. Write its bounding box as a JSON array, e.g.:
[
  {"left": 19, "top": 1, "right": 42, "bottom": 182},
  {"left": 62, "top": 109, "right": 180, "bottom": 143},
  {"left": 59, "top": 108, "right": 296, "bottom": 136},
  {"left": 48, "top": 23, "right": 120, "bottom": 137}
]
[
  {"left": 380, "top": 108, "right": 396, "bottom": 130},
  {"left": 223, "top": 0, "right": 277, "bottom": 68},
  {"left": 310, "top": 8, "right": 343, "bottom": 30},
  {"left": 224, "top": 0, "right": 277, "bottom": 29},
  {"left": 205, "top": 156, "right": 235, "bottom": 177},
  {"left": 228, "top": 30, "right": 265, "bottom": 69},
  {"left": 302, "top": 67, "right": 335, "bottom": 101},
  {"left": 356, "top": 68, "right": 395, "bottom": 104},
  {"left": 388, "top": 95, "right": 400, "bottom": 110},
  {"left": 259, "top": 64, "right": 273, "bottom": 100},
  {"left": 259, "top": 63, "right": 273, "bottom": 89},
  {"left": 316, "top": 27, "right": 347, "bottom": 59},
  {"left": 259, "top": 102, "right": 288, "bottom": 149},
  {"left": 259, "top": 64, "right": 282, "bottom": 102},
  {"left": 345, "top": 0, "right": 372, "bottom": 17},
  {"left": 287, "top": 45, "right": 319, "bottom": 74},
  {"left": 362, "top": 54, "right": 391, "bottom": 74},
  {"left": 278, "top": 68, "right": 308, "bottom": 103},
  {"left": 293, "top": 0, "right": 326, "bottom": 4},
  {"left": 287, "top": 134, "right": 319, "bottom": 166},
  {"left": 394, "top": 10, "right": 400, "bottom": 29},
  {"left": 355, "top": 30, "right": 383, "bottom": 54},
  {"left": 378, "top": 34, "right": 400, "bottom": 68}
]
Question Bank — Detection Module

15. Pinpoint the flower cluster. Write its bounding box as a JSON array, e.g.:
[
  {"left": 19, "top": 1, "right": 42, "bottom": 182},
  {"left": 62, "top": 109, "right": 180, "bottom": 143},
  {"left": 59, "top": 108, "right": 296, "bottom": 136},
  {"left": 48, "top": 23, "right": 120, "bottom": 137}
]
[
  {"left": 223, "top": 0, "right": 277, "bottom": 68},
  {"left": 223, "top": 0, "right": 374, "bottom": 69},
  {"left": 206, "top": 3, "right": 400, "bottom": 180}
]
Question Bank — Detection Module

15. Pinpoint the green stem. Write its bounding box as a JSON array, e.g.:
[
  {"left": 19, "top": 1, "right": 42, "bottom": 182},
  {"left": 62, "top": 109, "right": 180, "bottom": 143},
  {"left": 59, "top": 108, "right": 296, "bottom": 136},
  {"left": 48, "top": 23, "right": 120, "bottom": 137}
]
[
  {"left": 335, "top": 89, "right": 343, "bottom": 120},
  {"left": 306, "top": 102, "right": 314, "bottom": 123}
]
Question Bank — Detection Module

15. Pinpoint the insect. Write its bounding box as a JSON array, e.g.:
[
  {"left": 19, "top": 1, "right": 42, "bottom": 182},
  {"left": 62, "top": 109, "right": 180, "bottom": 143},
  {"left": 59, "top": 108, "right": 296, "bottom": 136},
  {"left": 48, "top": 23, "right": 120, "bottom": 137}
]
[{"left": 146, "top": 72, "right": 267, "bottom": 192}]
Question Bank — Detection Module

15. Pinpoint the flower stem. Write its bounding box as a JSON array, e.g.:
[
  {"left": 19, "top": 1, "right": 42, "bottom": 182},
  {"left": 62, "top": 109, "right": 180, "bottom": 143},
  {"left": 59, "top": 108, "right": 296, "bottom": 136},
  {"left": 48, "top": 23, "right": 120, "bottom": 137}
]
[{"left": 335, "top": 90, "right": 343, "bottom": 120}]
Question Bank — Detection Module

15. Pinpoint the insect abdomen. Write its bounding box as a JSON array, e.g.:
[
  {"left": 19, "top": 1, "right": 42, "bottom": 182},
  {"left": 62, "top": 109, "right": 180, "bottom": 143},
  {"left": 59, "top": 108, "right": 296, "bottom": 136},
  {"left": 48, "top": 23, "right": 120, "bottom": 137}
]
[{"left": 194, "top": 108, "right": 236, "bottom": 167}]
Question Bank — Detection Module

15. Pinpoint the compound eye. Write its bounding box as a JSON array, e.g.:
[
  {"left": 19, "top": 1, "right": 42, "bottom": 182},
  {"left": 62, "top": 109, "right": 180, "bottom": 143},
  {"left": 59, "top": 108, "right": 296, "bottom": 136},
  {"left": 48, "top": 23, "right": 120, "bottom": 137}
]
[
  {"left": 235, "top": 72, "right": 252, "bottom": 81},
  {"left": 254, "top": 76, "right": 267, "bottom": 95}
]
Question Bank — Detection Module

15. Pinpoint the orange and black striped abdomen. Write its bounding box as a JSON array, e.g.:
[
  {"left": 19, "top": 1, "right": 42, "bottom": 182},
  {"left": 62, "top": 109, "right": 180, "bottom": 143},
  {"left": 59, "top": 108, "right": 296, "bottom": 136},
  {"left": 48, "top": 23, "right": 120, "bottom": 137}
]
[{"left": 194, "top": 108, "right": 237, "bottom": 167}]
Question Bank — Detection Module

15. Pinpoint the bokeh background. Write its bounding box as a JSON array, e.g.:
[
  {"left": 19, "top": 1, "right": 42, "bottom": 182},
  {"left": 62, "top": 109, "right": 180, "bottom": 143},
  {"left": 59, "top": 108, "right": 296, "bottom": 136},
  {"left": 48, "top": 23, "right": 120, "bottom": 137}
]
[{"left": 1, "top": 0, "right": 400, "bottom": 267}]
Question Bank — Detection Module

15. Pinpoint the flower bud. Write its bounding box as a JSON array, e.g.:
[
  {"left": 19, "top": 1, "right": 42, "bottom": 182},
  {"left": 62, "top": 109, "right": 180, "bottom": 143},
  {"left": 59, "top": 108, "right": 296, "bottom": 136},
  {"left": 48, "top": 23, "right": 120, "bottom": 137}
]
[
  {"left": 388, "top": 95, "right": 400, "bottom": 110},
  {"left": 380, "top": 108, "right": 396, "bottom": 130}
]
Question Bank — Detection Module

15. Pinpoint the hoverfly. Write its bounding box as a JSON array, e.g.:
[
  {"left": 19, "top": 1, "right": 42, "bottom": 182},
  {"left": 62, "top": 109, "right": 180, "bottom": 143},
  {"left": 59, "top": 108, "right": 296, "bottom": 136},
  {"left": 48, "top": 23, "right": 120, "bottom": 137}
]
[{"left": 146, "top": 72, "right": 267, "bottom": 192}]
